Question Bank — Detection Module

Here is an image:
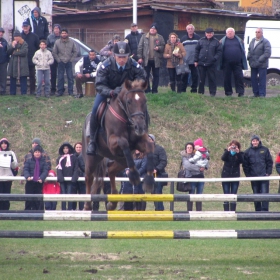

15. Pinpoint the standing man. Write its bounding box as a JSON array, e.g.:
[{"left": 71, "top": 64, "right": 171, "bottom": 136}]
[
  {"left": 52, "top": 28, "right": 77, "bottom": 97},
  {"left": 47, "top": 24, "right": 61, "bottom": 95},
  {"left": 181, "top": 24, "right": 200, "bottom": 93},
  {"left": 26, "top": 7, "right": 49, "bottom": 40},
  {"left": 21, "top": 21, "right": 40, "bottom": 95},
  {"left": 125, "top": 23, "right": 142, "bottom": 61},
  {"left": 194, "top": 28, "right": 222, "bottom": 96},
  {"left": 0, "top": 27, "right": 9, "bottom": 95},
  {"left": 219, "top": 27, "right": 248, "bottom": 97},
  {"left": 242, "top": 135, "right": 273, "bottom": 212},
  {"left": 87, "top": 41, "right": 146, "bottom": 155},
  {"left": 148, "top": 134, "right": 167, "bottom": 211},
  {"left": 137, "top": 23, "right": 165, "bottom": 94},
  {"left": 74, "top": 50, "right": 100, "bottom": 98},
  {"left": 247, "top": 28, "right": 271, "bottom": 97}
]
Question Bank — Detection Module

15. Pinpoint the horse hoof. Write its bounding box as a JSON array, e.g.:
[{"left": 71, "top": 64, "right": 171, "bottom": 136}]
[
  {"left": 107, "top": 201, "right": 118, "bottom": 211},
  {"left": 83, "top": 202, "right": 92, "bottom": 211},
  {"left": 143, "top": 175, "right": 155, "bottom": 193}
]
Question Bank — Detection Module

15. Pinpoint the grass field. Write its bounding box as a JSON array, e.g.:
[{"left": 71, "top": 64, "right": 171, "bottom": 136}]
[{"left": 1, "top": 88, "right": 280, "bottom": 279}]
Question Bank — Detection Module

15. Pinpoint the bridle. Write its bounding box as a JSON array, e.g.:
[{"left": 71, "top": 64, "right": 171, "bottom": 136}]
[{"left": 108, "top": 89, "right": 146, "bottom": 126}]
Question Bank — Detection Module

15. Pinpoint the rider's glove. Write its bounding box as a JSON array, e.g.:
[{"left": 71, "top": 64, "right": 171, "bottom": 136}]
[{"left": 110, "top": 86, "right": 122, "bottom": 98}]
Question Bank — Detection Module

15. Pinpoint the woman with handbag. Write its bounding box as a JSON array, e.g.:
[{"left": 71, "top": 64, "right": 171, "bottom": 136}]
[
  {"left": 163, "top": 32, "right": 186, "bottom": 93},
  {"left": 180, "top": 142, "right": 206, "bottom": 211}
]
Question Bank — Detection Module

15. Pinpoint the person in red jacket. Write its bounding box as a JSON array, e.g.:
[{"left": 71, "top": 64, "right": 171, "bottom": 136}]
[{"left": 42, "top": 169, "right": 60, "bottom": 210}]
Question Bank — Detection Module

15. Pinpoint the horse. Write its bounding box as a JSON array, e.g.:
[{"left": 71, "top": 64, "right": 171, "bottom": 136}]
[{"left": 82, "top": 79, "right": 155, "bottom": 211}]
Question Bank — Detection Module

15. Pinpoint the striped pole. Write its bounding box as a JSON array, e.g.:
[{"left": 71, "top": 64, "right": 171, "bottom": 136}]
[
  {"left": 1, "top": 211, "right": 280, "bottom": 221},
  {"left": 0, "top": 229, "right": 279, "bottom": 239},
  {"left": 1, "top": 194, "right": 280, "bottom": 202}
]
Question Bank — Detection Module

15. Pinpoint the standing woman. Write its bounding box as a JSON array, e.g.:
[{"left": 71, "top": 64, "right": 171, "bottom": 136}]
[
  {"left": 221, "top": 140, "right": 244, "bottom": 211},
  {"left": 163, "top": 32, "right": 186, "bottom": 93},
  {"left": 181, "top": 142, "right": 206, "bottom": 211},
  {"left": 0, "top": 138, "right": 19, "bottom": 210}
]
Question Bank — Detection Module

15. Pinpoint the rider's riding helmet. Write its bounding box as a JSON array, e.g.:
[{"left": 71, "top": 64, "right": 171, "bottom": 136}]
[{"left": 113, "top": 41, "right": 131, "bottom": 57}]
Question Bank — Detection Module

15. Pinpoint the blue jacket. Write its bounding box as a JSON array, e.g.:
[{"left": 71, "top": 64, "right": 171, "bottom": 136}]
[{"left": 0, "top": 37, "right": 9, "bottom": 64}]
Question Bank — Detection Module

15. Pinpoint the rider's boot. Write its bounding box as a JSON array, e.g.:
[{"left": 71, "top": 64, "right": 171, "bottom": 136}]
[{"left": 87, "top": 114, "right": 98, "bottom": 156}]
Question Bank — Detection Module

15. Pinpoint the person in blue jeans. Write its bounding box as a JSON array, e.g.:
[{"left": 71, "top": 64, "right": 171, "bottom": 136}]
[
  {"left": 221, "top": 140, "right": 244, "bottom": 211},
  {"left": 148, "top": 134, "right": 167, "bottom": 211},
  {"left": 181, "top": 142, "right": 207, "bottom": 211}
]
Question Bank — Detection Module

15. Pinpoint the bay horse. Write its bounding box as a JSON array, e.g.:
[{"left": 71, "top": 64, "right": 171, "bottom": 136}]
[{"left": 82, "top": 79, "right": 155, "bottom": 211}]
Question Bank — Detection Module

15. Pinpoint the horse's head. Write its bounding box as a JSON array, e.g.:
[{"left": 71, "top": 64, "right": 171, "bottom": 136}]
[{"left": 119, "top": 79, "right": 148, "bottom": 136}]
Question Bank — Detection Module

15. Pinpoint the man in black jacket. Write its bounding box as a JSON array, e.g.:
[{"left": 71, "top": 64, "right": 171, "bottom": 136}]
[
  {"left": 125, "top": 23, "right": 142, "bottom": 61},
  {"left": 148, "top": 134, "right": 167, "bottom": 211},
  {"left": 21, "top": 20, "right": 40, "bottom": 95},
  {"left": 194, "top": 28, "right": 222, "bottom": 96},
  {"left": 242, "top": 135, "right": 273, "bottom": 211},
  {"left": 87, "top": 41, "right": 146, "bottom": 155},
  {"left": 0, "top": 27, "right": 9, "bottom": 95}
]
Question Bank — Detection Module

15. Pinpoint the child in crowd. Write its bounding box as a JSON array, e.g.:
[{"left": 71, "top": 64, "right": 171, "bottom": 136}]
[
  {"left": 189, "top": 138, "right": 210, "bottom": 169},
  {"left": 23, "top": 145, "right": 48, "bottom": 210},
  {"left": 42, "top": 170, "right": 60, "bottom": 210},
  {"left": 32, "top": 39, "right": 54, "bottom": 98},
  {"left": 56, "top": 142, "right": 78, "bottom": 210}
]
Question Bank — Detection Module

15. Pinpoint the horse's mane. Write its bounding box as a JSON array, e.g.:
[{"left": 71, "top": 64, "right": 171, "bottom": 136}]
[{"left": 122, "top": 79, "right": 147, "bottom": 93}]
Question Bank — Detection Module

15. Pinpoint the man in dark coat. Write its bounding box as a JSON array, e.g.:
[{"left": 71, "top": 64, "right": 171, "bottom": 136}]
[
  {"left": 0, "top": 27, "right": 9, "bottom": 95},
  {"left": 87, "top": 41, "right": 146, "bottom": 155},
  {"left": 21, "top": 20, "right": 40, "bottom": 95},
  {"left": 124, "top": 23, "right": 142, "bottom": 61},
  {"left": 26, "top": 7, "right": 49, "bottom": 40},
  {"left": 148, "top": 134, "right": 167, "bottom": 211},
  {"left": 194, "top": 27, "right": 222, "bottom": 96},
  {"left": 242, "top": 135, "right": 273, "bottom": 212}
]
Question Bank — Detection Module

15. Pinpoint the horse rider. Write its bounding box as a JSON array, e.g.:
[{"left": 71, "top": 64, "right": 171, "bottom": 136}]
[{"left": 87, "top": 41, "right": 146, "bottom": 155}]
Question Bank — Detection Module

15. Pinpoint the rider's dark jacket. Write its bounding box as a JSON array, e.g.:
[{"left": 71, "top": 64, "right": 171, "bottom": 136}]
[{"left": 95, "top": 56, "right": 146, "bottom": 97}]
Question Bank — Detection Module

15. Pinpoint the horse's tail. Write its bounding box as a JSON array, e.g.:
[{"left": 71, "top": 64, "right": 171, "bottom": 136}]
[{"left": 92, "top": 158, "right": 107, "bottom": 194}]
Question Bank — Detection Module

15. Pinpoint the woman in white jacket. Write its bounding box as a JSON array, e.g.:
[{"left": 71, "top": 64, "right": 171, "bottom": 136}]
[
  {"left": 32, "top": 39, "right": 54, "bottom": 98},
  {"left": 0, "top": 138, "right": 18, "bottom": 210}
]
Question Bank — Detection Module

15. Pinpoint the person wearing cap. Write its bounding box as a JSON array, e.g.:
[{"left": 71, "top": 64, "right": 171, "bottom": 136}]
[
  {"left": 148, "top": 134, "right": 167, "bottom": 211},
  {"left": 219, "top": 27, "right": 248, "bottom": 97},
  {"left": 163, "top": 32, "right": 186, "bottom": 93},
  {"left": 0, "top": 27, "right": 9, "bottom": 95},
  {"left": 7, "top": 30, "right": 29, "bottom": 95},
  {"left": 137, "top": 23, "right": 165, "bottom": 93},
  {"left": 100, "top": 34, "right": 121, "bottom": 58},
  {"left": 242, "top": 135, "right": 273, "bottom": 211},
  {"left": 124, "top": 23, "right": 142, "bottom": 61},
  {"left": 26, "top": 7, "right": 49, "bottom": 40},
  {"left": 74, "top": 49, "right": 100, "bottom": 98},
  {"left": 23, "top": 145, "right": 48, "bottom": 210},
  {"left": 21, "top": 20, "right": 40, "bottom": 95},
  {"left": 47, "top": 24, "right": 62, "bottom": 95},
  {"left": 180, "top": 24, "right": 200, "bottom": 93},
  {"left": 52, "top": 28, "right": 77, "bottom": 97},
  {"left": 56, "top": 142, "right": 79, "bottom": 210},
  {"left": 194, "top": 27, "right": 222, "bottom": 96},
  {"left": 87, "top": 41, "right": 146, "bottom": 155},
  {"left": 0, "top": 138, "right": 19, "bottom": 210},
  {"left": 247, "top": 28, "right": 271, "bottom": 97}
]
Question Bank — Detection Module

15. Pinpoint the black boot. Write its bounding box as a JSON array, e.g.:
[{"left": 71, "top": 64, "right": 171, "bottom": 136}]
[
  {"left": 87, "top": 114, "right": 98, "bottom": 156},
  {"left": 230, "top": 202, "right": 236, "bottom": 212},
  {"left": 196, "top": 202, "right": 202, "bottom": 211},
  {"left": 177, "top": 82, "right": 182, "bottom": 94},
  {"left": 170, "top": 82, "right": 175, "bottom": 92},
  {"left": 223, "top": 203, "right": 230, "bottom": 211},
  {"left": 187, "top": 201, "right": 193, "bottom": 211}
]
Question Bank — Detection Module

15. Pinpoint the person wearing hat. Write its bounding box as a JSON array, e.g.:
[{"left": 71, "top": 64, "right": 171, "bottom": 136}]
[
  {"left": 194, "top": 27, "right": 222, "bottom": 96},
  {"left": 137, "top": 23, "right": 165, "bottom": 93},
  {"left": 52, "top": 28, "right": 77, "bottom": 97},
  {"left": 21, "top": 20, "right": 40, "bottom": 95},
  {"left": 124, "top": 23, "right": 142, "bottom": 61},
  {"left": 7, "top": 30, "right": 29, "bottom": 95},
  {"left": 26, "top": 7, "right": 49, "bottom": 40},
  {"left": 242, "top": 135, "right": 273, "bottom": 211},
  {"left": 56, "top": 142, "right": 79, "bottom": 210},
  {"left": 23, "top": 145, "right": 49, "bottom": 210},
  {"left": 87, "top": 41, "right": 146, "bottom": 155},
  {"left": 100, "top": 34, "right": 121, "bottom": 58},
  {"left": 0, "top": 138, "right": 19, "bottom": 210},
  {"left": 148, "top": 134, "right": 167, "bottom": 211},
  {"left": 47, "top": 24, "right": 62, "bottom": 95},
  {"left": 0, "top": 27, "right": 9, "bottom": 95}
]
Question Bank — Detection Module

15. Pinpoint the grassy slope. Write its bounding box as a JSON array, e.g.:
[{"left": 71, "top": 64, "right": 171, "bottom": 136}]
[{"left": 1, "top": 90, "right": 280, "bottom": 279}]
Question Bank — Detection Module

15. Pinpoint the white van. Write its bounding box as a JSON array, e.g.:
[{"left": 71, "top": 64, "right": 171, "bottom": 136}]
[{"left": 243, "top": 20, "right": 280, "bottom": 86}]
